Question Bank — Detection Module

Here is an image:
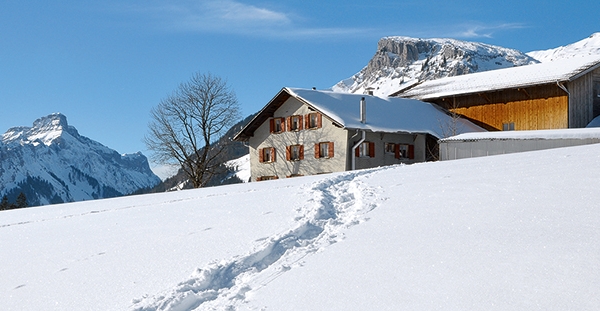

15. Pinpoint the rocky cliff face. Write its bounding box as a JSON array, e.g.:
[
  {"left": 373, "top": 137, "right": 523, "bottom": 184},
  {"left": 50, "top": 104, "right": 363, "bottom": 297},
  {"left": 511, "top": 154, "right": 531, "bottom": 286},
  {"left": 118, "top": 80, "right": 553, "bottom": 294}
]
[
  {"left": 332, "top": 37, "right": 538, "bottom": 96},
  {"left": 0, "top": 113, "right": 160, "bottom": 206}
]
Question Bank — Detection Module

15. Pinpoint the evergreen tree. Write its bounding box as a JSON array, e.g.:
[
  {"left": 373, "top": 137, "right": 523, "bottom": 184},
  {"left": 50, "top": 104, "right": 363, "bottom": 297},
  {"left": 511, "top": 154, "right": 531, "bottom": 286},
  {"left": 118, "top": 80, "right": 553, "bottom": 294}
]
[
  {"left": 15, "top": 192, "right": 28, "bottom": 209},
  {"left": 0, "top": 196, "right": 9, "bottom": 211}
]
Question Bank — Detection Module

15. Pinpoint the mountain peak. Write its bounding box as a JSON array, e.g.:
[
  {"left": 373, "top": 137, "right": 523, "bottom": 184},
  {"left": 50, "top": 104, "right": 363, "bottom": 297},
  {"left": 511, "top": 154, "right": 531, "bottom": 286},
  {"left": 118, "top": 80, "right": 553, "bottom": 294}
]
[
  {"left": 2, "top": 112, "right": 79, "bottom": 147},
  {"left": 0, "top": 113, "right": 161, "bottom": 206},
  {"left": 32, "top": 113, "right": 69, "bottom": 132},
  {"left": 332, "top": 36, "right": 537, "bottom": 96}
]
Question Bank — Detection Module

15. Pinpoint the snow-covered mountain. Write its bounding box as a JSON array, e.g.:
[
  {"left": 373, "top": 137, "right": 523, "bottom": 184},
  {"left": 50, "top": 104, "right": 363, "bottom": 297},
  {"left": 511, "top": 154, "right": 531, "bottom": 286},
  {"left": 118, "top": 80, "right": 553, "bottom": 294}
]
[
  {"left": 0, "top": 113, "right": 160, "bottom": 206},
  {"left": 528, "top": 32, "right": 600, "bottom": 62},
  {"left": 332, "top": 36, "right": 538, "bottom": 96}
]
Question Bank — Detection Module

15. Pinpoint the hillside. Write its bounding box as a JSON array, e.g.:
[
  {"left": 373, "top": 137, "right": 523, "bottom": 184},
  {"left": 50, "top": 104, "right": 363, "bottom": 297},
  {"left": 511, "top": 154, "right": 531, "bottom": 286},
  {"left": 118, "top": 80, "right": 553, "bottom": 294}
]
[
  {"left": 0, "top": 113, "right": 160, "bottom": 206},
  {"left": 1, "top": 143, "right": 599, "bottom": 310},
  {"left": 527, "top": 32, "right": 600, "bottom": 62}
]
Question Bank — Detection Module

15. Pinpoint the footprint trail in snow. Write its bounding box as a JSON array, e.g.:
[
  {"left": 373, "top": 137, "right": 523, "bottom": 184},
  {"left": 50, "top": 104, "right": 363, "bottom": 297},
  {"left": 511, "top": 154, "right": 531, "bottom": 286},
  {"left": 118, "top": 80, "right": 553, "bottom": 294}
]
[{"left": 130, "top": 166, "right": 391, "bottom": 311}]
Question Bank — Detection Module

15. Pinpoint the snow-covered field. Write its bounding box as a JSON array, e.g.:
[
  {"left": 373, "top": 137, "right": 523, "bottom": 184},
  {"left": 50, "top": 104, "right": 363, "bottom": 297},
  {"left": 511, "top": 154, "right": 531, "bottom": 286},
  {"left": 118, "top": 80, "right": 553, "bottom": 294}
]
[{"left": 2, "top": 143, "right": 600, "bottom": 310}]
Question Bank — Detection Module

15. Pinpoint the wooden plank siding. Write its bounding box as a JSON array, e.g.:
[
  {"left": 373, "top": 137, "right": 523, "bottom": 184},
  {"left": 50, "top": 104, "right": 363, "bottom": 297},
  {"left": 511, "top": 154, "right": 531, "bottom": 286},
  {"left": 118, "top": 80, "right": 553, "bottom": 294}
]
[
  {"left": 569, "top": 70, "right": 595, "bottom": 128},
  {"left": 432, "top": 84, "right": 569, "bottom": 131}
]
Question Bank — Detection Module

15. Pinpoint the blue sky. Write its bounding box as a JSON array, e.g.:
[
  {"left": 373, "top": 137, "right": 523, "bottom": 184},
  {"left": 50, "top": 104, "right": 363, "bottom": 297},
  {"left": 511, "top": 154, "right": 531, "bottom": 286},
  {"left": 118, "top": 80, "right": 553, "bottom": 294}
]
[{"left": 1, "top": 0, "right": 598, "bottom": 172}]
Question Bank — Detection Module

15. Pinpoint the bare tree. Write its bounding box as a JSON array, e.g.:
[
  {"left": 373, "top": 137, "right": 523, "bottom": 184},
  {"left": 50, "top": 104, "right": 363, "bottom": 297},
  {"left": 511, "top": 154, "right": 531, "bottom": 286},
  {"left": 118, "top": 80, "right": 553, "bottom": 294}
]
[{"left": 145, "top": 72, "right": 241, "bottom": 188}]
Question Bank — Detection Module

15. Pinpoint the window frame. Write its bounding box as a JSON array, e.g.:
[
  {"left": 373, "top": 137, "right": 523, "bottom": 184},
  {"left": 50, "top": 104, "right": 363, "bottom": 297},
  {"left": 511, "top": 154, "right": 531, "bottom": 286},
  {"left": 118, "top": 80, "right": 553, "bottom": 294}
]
[
  {"left": 257, "top": 176, "right": 278, "bottom": 181},
  {"left": 306, "top": 112, "right": 322, "bottom": 129},
  {"left": 315, "top": 141, "right": 334, "bottom": 159},
  {"left": 259, "top": 147, "right": 276, "bottom": 163},
  {"left": 286, "top": 144, "right": 304, "bottom": 161},
  {"left": 287, "top": 115, "right": 304, "bottom": 131},
  {"left": 356, "top": 141, "right": 375, "bottom": 158},
  {"left": 395, "top": 144, "right": 415, "bottom": 160},
  {"left": 269, "top": 117, "right": 285, "bottom": 133}
]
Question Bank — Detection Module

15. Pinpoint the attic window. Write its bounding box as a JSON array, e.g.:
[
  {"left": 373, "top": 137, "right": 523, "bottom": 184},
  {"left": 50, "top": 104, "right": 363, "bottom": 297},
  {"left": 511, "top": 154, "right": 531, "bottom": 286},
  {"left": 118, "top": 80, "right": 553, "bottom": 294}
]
[
  {"left": 306, "top": 112, "right": 322, "bottom": 129},
  {"left": 269, "top": 118, "right": 284, "bottom": 133},
  {"left": 288, "top": 115, "right": 303, "bottom": 131}
]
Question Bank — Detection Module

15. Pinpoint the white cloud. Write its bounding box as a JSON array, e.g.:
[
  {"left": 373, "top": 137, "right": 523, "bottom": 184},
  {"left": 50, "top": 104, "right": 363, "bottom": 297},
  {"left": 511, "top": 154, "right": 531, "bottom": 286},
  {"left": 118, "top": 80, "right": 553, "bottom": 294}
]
[
  {"left": 453, "top": 23, "right": 526, "bottom": 39},
  {"left": 129, "top": 0, "right": 371, "bottom": 39}
]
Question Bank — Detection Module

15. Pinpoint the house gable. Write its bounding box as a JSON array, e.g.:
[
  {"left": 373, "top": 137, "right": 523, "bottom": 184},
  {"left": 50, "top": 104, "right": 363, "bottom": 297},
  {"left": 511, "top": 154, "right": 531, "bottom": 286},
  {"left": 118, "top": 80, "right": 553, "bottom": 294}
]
[{"left": 247, "top": 96, "right": 348, "bottom": 181}]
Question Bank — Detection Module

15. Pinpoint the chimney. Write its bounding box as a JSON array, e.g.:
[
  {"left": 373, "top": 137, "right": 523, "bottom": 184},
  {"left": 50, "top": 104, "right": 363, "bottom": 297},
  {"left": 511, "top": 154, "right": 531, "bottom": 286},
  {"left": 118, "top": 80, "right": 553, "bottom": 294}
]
[{"left": 360, "top": 97, "right": 366, "bottom": 124}]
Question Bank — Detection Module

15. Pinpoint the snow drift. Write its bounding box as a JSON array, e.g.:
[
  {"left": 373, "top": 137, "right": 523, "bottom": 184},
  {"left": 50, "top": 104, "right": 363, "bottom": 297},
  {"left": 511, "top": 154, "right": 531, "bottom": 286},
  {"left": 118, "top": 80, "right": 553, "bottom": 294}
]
[{"left": 1, "top": 142, "right": 599, "bottom": 310}]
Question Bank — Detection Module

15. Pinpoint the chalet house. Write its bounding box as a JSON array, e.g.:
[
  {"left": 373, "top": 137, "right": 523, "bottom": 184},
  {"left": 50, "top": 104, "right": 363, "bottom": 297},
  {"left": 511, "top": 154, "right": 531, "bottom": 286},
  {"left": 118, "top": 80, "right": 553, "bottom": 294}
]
[
  {"left": 234, "top": 87, "right": 483, "bottom": 181},
  {"left": 394, "top": 55, "right": 600, "bottom": 131}
]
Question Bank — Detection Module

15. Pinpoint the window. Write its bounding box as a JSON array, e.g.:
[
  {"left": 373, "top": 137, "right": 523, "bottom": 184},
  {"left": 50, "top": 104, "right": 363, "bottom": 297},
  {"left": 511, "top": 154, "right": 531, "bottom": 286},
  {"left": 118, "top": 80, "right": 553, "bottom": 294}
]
[
  {"left": 306, "top": 112, "right": 322, "bottom": 129},
  {"left": 257, "top": 176, "right": 278, "bottom": 181},
  {"left": 395, "top": 144, "right": 415, "bottom": 159},
  {"left": 355, "top": 141, "right": 375, "bottom": 158},
  {"left": 384, "top": 143, "right": 396, "bottom": 154},
  {"left": 502, "top": 122, "right": 515, "bottom": 131},
  {"left": 269, "top": 117, "right": 284, "bottom": 133},
  {"left": 286, "top": 144, "right": 304, "bottom": 161},
  {"left": 259, "top": 147, "right": 276, "bottom": 163},
  {"left": 287, "top": 174, "right": 304, "bottom": 178},
  {"left": 287, "top": 115, "right": 303, "bottom": 131},
  {"left": 315, "top": 142, "right": 334, "bottom": 159}
]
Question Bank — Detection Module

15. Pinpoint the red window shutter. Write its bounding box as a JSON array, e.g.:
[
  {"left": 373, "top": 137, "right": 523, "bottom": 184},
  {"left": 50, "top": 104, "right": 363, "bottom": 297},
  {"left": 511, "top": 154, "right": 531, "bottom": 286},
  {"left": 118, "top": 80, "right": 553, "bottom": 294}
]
[
  {"left": 286, "top": 117, "right": 292, "bottom": 132},
  {"left": 258, "top": 148, "right": 264, "bottom": 162},
  {"left": 271, "top": 147, "right": 276, "bottom": 162},
  {"left": 257, "top": 176, "right": 262, "bottom": 182},
  {"left": 369, "top": 142, "right": 375, "bottom": 158},
  {"left": 328, "top": 142, "right": 334, "bottom": 158},
  {"left": 355, "top": 145, "right": 360, "bottom": 157},
  {"left": 299, "top": 145, "right": 304, "bottom": 160},
  {"left": 314, "top": 143, "right": 320, "bottom": 158},
  {"left": 394, "top": 144, "right": 400, "bottom": 159},
  {"left": 269, "top": 119, "right": 275, "bottom": 133},
  {"left": 298, "top": 115, "right": 304, "bottom": 130},
  {"left": 286, "top": 146, "right": 291, "bottom": 161},
  {"left": 317, "top": 113, "right": 322, "bottom": 128},
  {"left": 408, "top": 144, "right": 415, "bottom": 159},
  {"left": 305, "top": 115, "right": 310, "bottom": 129}
]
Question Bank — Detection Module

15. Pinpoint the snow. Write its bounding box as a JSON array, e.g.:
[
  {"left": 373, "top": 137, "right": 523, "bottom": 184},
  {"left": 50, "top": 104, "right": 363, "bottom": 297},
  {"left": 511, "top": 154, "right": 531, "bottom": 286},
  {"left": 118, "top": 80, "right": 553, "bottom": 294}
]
[
  {"left": 400, "top": 55, "right": 600, "bottom": 100},
  {"left": 528, "top": 32, "right": 600, "bottom": 62},
  {"left": 2, "top": 143, "right": 600, "bottom": 310},
  {"left": 332, "top": 36, "right": 536, "bottom": 97},
  {"left": 286, "top": 88, "right": 485, "bottom": 138},
  {"left": 441, "top": 127, "right": 600, "bottom": 141},
  {"left": 224, "top": 154, "right": 250, "bottom": 182}
]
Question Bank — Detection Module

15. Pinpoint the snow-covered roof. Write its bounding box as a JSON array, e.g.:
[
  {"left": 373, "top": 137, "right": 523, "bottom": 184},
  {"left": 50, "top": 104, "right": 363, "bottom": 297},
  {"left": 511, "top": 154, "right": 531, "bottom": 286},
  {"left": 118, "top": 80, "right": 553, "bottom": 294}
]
[
  {"left": 235, "top": 87, "right": 485, "bottom": 140},
  {"left": 440, "top": 127, "right": 600, "bottom": 142},
  {"left": 398, "top": 55, "right": 600, "bottom": 100}
]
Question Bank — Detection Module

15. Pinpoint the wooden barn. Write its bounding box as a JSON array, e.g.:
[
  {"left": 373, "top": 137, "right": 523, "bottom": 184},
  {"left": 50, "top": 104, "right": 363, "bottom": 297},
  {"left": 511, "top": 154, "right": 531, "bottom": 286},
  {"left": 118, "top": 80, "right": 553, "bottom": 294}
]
[{"left": 394, "top": 55, "right": 600, "bottom": 131}]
